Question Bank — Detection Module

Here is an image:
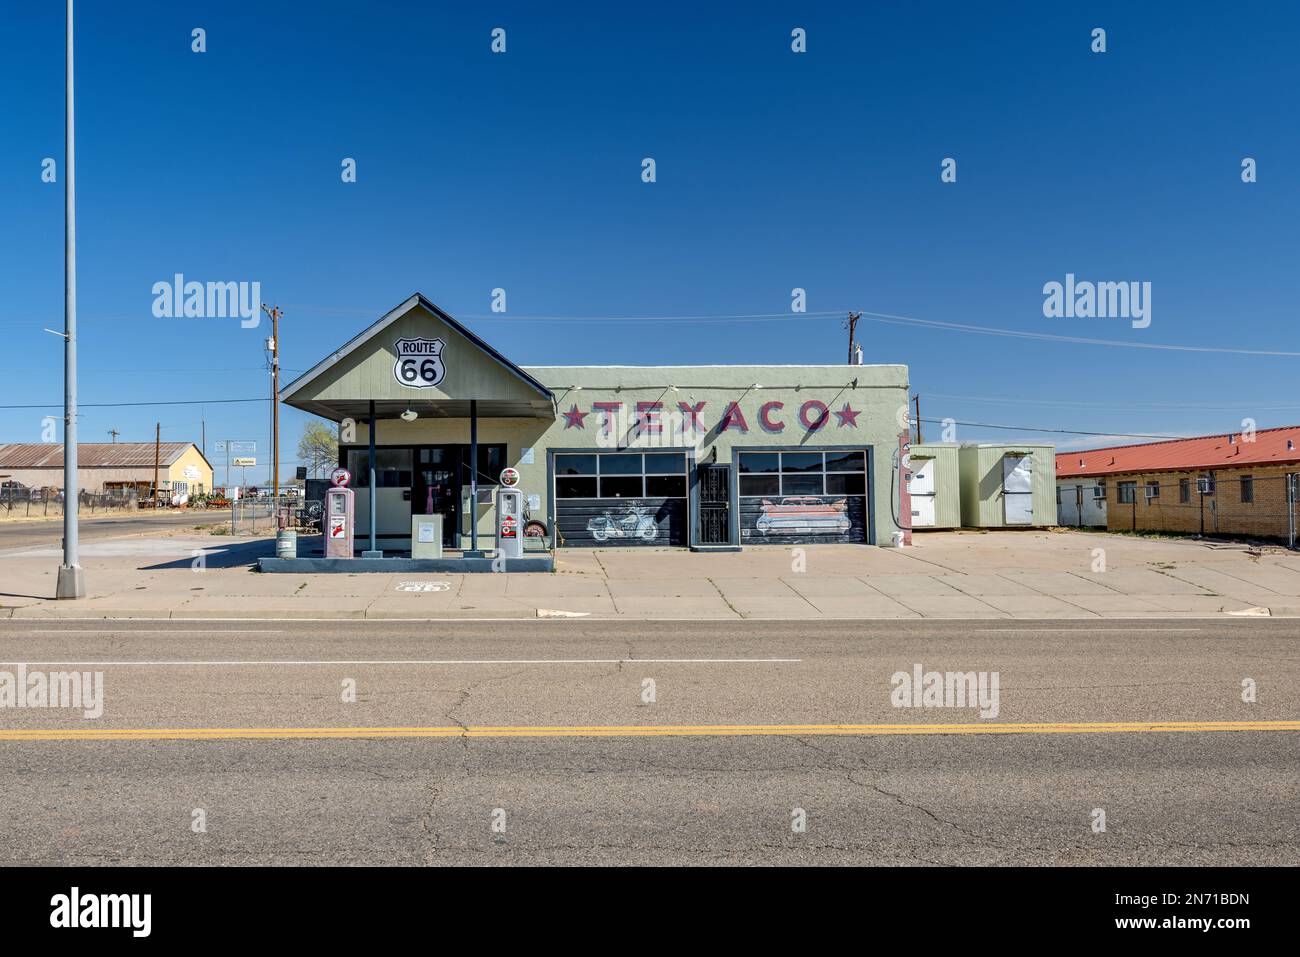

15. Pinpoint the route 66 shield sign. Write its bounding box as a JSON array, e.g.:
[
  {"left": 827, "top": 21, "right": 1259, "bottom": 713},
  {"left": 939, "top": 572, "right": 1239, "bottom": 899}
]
[{"left": 393, "top": 337, "right": 445, "bottom": 388}]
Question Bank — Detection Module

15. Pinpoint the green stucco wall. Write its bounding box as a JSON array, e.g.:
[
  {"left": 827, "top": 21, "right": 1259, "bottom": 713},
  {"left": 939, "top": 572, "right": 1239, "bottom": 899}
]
[
  {"left": 355, "top": 363, "right": 909, "bottom": 546},
  {"left": 284, "top": 299, "right": 910, "bottom": 546}
]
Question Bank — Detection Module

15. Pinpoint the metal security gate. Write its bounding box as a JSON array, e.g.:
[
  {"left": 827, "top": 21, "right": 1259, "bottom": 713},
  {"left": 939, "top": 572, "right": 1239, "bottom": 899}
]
[{"left": 697, "top": 464, "right": 731, "bottom": 544}]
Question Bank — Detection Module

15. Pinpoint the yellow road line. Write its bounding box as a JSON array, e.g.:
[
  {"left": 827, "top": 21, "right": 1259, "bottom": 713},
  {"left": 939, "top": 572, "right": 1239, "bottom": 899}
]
[{"left": 0, "top": 721, "right": 1298, "bottom": 741}]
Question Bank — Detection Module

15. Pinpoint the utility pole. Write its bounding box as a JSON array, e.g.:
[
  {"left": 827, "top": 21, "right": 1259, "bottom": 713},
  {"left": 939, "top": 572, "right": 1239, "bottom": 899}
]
[
  {"left": 107, "top": 429, "right": 119, "bottom": 443},
  {"left": 844, "top": 311, "right": 861, "bottom": 365},
  {"left": 262, "top": 304, "right": 283, "bottom": 526},
  {"left": 55, "top": 0, "right": 84, "bottom": 599},
  {"left": 152, "top": 422, "right": 161, "bottom": 509},
  {"left": 913, "top": 395, "right": 923, "bottom": 444}
]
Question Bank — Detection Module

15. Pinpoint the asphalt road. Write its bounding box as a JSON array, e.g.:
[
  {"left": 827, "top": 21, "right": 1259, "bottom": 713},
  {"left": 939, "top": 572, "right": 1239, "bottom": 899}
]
[
  {"left": 0, "top": 510, "right": 224, "bottom": 550},
  {"left": 0, "top": 618, "right": 1296, "bottom": 865}
]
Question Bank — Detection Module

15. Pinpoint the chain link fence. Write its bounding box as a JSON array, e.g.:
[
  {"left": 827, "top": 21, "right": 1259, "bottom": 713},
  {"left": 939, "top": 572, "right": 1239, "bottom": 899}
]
[
  {"left": 225, "top": 496, "right": 322, "bottom": 535},
  {"left": 0, "top": 486, "right": 142, "bottom": 518},
  {"left": 1097, "top": 473, "right": 1300, "bottom": 548}
]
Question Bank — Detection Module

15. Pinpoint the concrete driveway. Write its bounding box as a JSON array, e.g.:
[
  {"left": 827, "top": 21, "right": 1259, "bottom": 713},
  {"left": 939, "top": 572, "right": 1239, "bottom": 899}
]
[{"left": 1, "top": 528, "right": 1298, "bottom": 620}]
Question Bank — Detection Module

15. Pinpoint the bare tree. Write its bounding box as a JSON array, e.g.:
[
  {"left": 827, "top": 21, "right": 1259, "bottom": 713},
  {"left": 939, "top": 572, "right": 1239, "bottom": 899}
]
[{"left": 297, "top": 420, "right": 338, "bottom": 478}]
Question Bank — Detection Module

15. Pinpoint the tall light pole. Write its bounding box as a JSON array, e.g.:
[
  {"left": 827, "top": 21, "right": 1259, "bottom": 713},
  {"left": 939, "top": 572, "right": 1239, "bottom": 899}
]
[
  {"left": 262, "top": 304, "right": 282, "bottom": 525},
  {"left": 56, "top": 0, "right": 84, "bottom": 599}
]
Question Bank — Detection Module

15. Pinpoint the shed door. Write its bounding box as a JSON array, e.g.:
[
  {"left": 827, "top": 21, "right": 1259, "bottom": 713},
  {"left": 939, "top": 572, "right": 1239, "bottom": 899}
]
[
  {"left": 1002, "top": 455, "right": 1033, "bottom": 525},
  {"left": 908, "top": 458, "right": 937, "bottom": 527}
]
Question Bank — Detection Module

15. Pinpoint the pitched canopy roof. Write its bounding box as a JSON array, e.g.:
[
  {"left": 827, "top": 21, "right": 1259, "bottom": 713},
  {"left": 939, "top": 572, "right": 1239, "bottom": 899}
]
[
  {"left": 280, "top": 294, "right": 554, "bottom": 421},
  {"left": 1057, "top": 427, "right": 1300, "bottom": 478}
]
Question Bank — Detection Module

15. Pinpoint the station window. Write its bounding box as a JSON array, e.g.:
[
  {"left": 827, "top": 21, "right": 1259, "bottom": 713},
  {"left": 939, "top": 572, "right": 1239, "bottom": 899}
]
[
  {"left": 554, "top": 452, "right": 687, "bottom": 499},
  {"left": 346, "top": 449, "right": 413, "bottom": 488},
  {"left": 1241, "top": 475, "right": 1254, "bottom": 503},
  {"left": 738, "top": 450, "right": 865, "bottom": 497}
]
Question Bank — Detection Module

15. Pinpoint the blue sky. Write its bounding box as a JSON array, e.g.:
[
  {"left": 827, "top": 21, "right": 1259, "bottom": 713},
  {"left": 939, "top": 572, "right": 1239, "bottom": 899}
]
[{"left": 3, "top": 1, "right": 1297, "bottom": 481}]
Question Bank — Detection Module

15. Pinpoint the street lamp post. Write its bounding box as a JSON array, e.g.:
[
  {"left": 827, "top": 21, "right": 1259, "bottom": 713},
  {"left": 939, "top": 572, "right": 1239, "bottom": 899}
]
[{"left": 56, "top": 0, "right": 84, "bottom": 599}]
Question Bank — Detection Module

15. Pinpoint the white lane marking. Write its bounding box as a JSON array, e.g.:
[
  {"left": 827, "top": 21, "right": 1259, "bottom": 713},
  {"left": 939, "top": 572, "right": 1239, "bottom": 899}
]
[
  {"left": 0, "top": 658, "right": 802, "bottom": 666},
  {"left": 0, "top": 617, "right": 1263, "bottom": 625}
]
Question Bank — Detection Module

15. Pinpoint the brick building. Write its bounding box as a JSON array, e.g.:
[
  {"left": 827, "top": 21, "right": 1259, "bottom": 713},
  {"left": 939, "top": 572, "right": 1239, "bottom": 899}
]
[{"left": 1056, "top": 428, "right": 1300, "bottom": 543}]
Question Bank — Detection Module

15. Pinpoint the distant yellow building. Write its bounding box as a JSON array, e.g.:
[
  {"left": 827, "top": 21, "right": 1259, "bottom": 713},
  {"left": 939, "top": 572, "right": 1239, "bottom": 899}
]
[{"left": 0, "top": 442, "right": 214, "bottom": 498}]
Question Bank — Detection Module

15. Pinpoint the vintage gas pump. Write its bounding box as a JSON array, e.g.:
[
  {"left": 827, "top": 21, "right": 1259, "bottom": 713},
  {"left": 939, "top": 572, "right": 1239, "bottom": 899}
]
[
  {"left": 495, "top": 467, "right": 524, "bottom": 560},
  {"left": 324, "top": 466, "right": 355, "bottom": 558},
  {"left": 896, "top": 433, "right": 913, "bottom": 547}
]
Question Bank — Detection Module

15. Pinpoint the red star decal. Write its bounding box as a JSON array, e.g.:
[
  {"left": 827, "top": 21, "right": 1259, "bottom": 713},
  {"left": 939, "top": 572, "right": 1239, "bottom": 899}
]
[
  {"left": 833, "top": 403, "right": 861, "bottom": 428},
  {"left": 562, "top": 405, "right": 589, "bottom": 429}
]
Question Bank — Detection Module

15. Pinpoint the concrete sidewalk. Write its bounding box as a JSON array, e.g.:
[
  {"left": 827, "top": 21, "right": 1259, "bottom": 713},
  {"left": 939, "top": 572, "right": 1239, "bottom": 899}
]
[{"left": 1, "top": 529, "right": 1299, "bottom": 620}]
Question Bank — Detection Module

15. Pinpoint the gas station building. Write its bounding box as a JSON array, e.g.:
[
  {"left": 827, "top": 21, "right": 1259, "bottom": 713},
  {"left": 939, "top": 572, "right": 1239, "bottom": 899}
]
[{"left": 278, "top": 294, "right": 910, "bottom": 566}]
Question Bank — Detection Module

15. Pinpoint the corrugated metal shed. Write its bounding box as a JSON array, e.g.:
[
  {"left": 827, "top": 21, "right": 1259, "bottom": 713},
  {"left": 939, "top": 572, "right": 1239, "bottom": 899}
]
[
  {"left": 958, "top": 443, "right": 1058, "bottom": 528},
  {"left": 907, "top": 443, "right": 962, "bottom": 529},
  {"left": 1057, "top": 427, "right": 1300, "bottom": 478},
  {"left": 0, "top": 443, "right": 196, "bottom": 469}
]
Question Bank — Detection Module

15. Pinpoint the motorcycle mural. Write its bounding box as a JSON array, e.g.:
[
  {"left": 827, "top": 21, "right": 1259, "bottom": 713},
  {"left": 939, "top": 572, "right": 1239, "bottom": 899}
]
[{"left": 586, "top": 501, "right": 660, "bottom": 542}]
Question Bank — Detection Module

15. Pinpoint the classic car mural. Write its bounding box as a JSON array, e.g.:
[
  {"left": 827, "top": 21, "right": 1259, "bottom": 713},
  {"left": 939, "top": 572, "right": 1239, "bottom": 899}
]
[
  {"left": 754, "top": 496, "right": 851, "bottom": 535},
  {"left": 739, "top": 494, "right": 867, "bottom": 544}
]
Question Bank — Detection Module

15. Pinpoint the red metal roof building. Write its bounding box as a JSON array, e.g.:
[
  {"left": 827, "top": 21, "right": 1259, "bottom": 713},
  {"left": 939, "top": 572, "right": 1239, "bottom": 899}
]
[
  {"left": 1057, "top": 428, "right": 1300, "bottom": 478},
  {"left": 1056, "top": 428, "right": 1300, "bottom": 541}
]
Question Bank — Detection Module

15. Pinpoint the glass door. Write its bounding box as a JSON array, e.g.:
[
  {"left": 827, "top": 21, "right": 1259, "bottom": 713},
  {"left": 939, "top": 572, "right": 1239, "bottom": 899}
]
[{"left": 415, "top": 447, "right": 459, "bottom": 547}]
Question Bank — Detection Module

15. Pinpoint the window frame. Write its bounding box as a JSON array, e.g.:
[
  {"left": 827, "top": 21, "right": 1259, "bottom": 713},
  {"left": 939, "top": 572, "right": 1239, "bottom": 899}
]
[
  {"left": 737, "top": 449, "right": 866, "bottom": 499},
  {"left": 554, "top": 451, "right": 688, "bottom": 500}
]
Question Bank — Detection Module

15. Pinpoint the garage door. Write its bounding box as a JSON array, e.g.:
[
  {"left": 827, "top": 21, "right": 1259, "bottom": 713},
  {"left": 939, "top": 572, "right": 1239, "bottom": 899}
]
[
  {"left": 553, "top": 451, "right": 688, "bottom": 546},
  {"left": 737, "top": 450, "right": 868, "bottom": 544}
]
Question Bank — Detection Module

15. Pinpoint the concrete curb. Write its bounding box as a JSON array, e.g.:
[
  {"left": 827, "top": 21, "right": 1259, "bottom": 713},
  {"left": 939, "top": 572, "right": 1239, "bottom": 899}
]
[
  {"left": 0, "top": 607, "right": 540, "bottom": 621},
  {"left": 1, "top": 607, "right": 1295, "bottom": 622}
]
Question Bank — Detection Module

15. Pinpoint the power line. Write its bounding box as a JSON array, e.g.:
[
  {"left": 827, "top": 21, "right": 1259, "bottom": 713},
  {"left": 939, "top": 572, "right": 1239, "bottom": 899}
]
[
  {"left": 922, "top": 392, "right": 1300, "bottom": 413},
  {"left": 6, "top": 302, "right": 1295, "bottom": 357},
  {"left": 0, "top": 397, "right": 266, "bottom": 410},
  {"left": 852, "top": 309, "right": 1300, "bottom": 358},
  {"left": 918, "top": 416, "right": 1185, "bottom": 440}
]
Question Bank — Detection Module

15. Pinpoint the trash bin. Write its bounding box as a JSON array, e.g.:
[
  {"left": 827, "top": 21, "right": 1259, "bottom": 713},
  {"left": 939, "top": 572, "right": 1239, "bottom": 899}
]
[{"left": 276, "top": 529, "right": 298, "bottom": 559}]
